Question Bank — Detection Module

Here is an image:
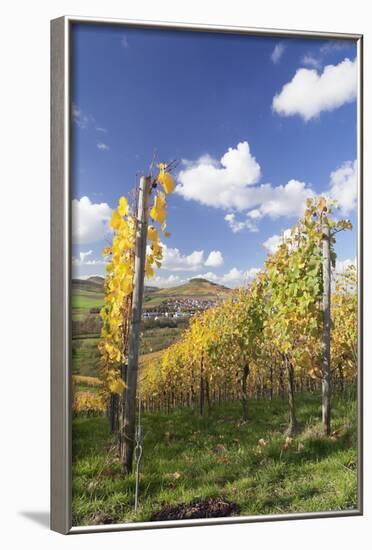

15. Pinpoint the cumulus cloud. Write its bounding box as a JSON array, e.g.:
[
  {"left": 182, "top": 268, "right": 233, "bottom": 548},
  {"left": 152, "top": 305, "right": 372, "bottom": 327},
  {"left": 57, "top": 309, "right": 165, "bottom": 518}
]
[
  {"left": 72, "top": 250, "right": 107, "bottom": 278},
  {"left": 224, "top": 213, "right": 258, "bottom": 233},
  {"left": 72, "top": 196, "right": 112, "bottom": 244},
  {"left": 74, "top": 250, "right": 93, "bottom": 264},
  {"left": 272, "top": 58, "right": 357, "bottom": 121},
  {"left": 254, "top": 179, "right": 314, "bottom": 218},
  {"left": 205, "top": 250, "right": 224, "bottom": 267},
  {"left": 262, "top": 229, "right": 292, "bottom": 254},
  {"left": 161, "top": 245, "right": 225, "bottom": 271},
  {"left": 271, "top": 43, "right": 286, "bottom": 64},
  {"left": 177, "top": 142, "right": 314, "bottom": 226},
  {"left": 193, "top": 267, "right": 260, "bottom": 288},
  {"left": 176, "top": 142, "right": 261, "bottom": 210},
  {"left": 149, "top": 274, "right": 186, "bottom": 288},
  {"left": 328, "top": 160, "right": 357, "bottom": 214},
  {"left": 161, "top": 245, "right": 204, "bottom": 272},
  {"left": 72, "top": 250, "right": 106, "bottom": 267}
]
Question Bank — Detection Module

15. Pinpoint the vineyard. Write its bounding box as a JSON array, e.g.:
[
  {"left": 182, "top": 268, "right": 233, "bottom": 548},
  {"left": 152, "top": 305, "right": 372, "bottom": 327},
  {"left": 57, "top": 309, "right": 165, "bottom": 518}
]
[
  {"left": 72, "top": 167, "right": 358, "bottom": 525},
  {"left": 139, "top": 199, "right": 357, "bottom": 435}
]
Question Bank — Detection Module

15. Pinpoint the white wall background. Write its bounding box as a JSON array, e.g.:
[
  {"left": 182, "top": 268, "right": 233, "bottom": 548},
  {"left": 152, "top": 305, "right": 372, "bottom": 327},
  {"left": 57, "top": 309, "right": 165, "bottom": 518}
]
[{"left": 1, "top": 0, "right": 370, "bottom": 548}]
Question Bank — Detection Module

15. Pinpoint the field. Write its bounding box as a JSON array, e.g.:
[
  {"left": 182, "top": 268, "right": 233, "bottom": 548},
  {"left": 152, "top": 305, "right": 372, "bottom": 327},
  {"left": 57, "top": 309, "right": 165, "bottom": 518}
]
[
  {"left": 71, "top": 277, "right": 216, "bottom": 377},
  {"left": 72, "top": 291, "right": 104, "bottom": 321},
  {"left": 72, "top": 390, "right": 357, "bottom": 526}
]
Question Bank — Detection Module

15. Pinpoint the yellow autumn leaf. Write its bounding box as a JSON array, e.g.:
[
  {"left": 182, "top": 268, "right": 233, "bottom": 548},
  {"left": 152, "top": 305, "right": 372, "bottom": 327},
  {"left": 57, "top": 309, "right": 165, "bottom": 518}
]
[
  {"left": 150, "top": 195, "right": 167, "bottom": 225},
  {"left": 120, "top": 278, "right": 133, "bottom": 296},
  {"left": 318, "top": 196, "right": 327, "bottom": 211},
  {"left": 146, "top": 263, "right": 155, "bottom": 279},
  {"left": 158, "top": 171, "right": 175, "bottom": 194},
  {"left": 118, "top": 196, "right": 129, "bottom": 216},
  {"left": 109, "top": 378, "right": 126, "bottom": 395},
  {"left": 102, "top": 246, "right": 112, "bottom": 257},
  {"left": 110, "top": 209, "right": 123, "bottom": 230},
  {"left": 147, "top": 225, "right": 159, "bottom": 242}
]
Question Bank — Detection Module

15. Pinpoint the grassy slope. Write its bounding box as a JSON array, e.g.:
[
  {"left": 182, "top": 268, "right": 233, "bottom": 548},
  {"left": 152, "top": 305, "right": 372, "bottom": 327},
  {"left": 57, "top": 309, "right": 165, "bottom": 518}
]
[
  {"left": 72, "top": 337, "right": 101, "bottom": 376},
  {"left": 72, "top": 326, "right": 182, "bottom": 378},
  {"left": 143, "top": 278, "right": 231, "bottom": 309},
  {"left": 71, "top": 277, "right": 225, "bottom": 377},
  {"left": 72, "top": 291, "right": 104, "bottom": 320},
  {"left": 72, "top": 391, "right": 357, "bottom": 526},
  {"left": 72, "top": 277, "right": 230, "bottom": 315}
]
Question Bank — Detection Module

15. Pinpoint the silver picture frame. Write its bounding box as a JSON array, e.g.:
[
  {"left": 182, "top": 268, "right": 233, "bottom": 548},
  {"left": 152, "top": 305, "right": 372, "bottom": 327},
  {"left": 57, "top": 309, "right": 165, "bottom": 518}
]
[{"left": 51, "top": 15, "right": 363, "bottom": 534}]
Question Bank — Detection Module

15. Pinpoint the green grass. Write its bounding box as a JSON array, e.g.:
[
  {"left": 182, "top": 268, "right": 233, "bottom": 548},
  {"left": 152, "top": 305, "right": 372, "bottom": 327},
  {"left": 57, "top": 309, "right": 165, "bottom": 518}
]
[
  {"left": 72, "top": 337, "right": 101, "bottom": 376},
  {"left": 72, "top": 391, "right": 358, "bottom": 526},
  {"left": 72, "top": 291, "right": 104, "bottom": 320},
  {"left": 72, "top": 322, "right": 185, "bottom": 378},
  {"left": 139, "top": 326, "right": 184, "bottom": 354}
]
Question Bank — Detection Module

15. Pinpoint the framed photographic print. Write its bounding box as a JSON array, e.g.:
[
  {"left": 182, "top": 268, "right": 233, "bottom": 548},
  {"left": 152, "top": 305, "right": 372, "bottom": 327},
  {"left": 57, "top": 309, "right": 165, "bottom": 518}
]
[{"left": 51, "top": 16, "right": 363, "bottom": 534}]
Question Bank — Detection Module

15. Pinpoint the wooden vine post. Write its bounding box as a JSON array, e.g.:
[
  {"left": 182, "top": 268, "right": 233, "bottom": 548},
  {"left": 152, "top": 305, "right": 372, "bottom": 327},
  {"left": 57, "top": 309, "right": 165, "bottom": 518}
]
[
  {"left": 121, "top": 175, "right": 152, "bottom": 474},
  {"left": 322, "top": 218, "right": 331, "bottom": 436}
]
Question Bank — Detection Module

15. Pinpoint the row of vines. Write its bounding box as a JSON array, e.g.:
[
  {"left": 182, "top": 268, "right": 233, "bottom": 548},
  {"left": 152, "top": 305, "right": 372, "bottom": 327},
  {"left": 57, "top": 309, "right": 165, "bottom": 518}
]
[{"left": 139, "top": 197, "right": 356, "bottom": 435}]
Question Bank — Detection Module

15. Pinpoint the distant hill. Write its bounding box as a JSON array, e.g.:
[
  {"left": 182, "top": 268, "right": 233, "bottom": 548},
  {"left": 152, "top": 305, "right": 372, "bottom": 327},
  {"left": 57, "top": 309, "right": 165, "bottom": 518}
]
[
  {"left": 143, "top": 278, "right": 231, "bottom": 309},
  {"left": 72, "top": 276, "right": 104, "bottom": 294},
  {"left": 72, "top": 276, "right": 159, "bottom": 296},
  {"left": 72, "top": 276, "right": 231, "bottom": 314},
  {"left": 154, "top": 277, "right": 229, "bottom": 297}
]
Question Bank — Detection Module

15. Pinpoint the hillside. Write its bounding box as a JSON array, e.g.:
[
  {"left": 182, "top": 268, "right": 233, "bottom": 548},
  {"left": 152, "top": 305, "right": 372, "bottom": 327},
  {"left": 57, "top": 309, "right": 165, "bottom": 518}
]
[
  {"left": 143, "top": 277, "right": 231, "bottom": 309},
  {"left": 72, "top": 276, "right": 104, "bottom": 294},
  {"left": 72, "top": 276, "right": 231, "bottom": 314}
]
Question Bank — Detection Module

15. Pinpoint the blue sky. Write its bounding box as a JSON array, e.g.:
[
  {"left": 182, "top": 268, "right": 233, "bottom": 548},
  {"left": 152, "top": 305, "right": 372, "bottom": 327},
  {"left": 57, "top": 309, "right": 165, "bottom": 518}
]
[{"left": 71, "top": 23, "right": 358, "bottom": 287}]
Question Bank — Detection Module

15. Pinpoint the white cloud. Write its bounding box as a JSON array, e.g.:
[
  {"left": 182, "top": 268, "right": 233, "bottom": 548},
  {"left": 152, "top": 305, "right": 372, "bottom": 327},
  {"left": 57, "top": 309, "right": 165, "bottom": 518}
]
[
  {"left": 247, "top": 209, "right": 263, "bottom": 220},
  {"left": 149, "top": 274, "right": 186, "bottom": 288},
  {"left": 301, "top": 54, "right": 321, "bottom": 69},
  {"left": 335, "top": 257, "right": 356, "bottom": 274},
  {"left": 271, "top": 43, "right": 286, "bottom": 64},
  {"left": 254, "top": 179, "right": 314, "bottom": 219},
  {"left": 176, "top": 142, "right": 261, "bottom": 210},
  {"left": 76, "top": 250, "right": 93, "bottom": 263},
  {"left": 97, "top": 143, "right": 110, "bottom": 151},
  {"left": 162, "top": 244, "right": 204, "bottom": 272},
  {"left": 72, "top": 250, "right": 107, "bottom": 278},
  {"left": 205, "top": 250, "right": 224, "bottom": 267},
  {"left": 328, "top": 160, "right": 357, "bottom": 214},
  {"left": 150, "top": 245, "right": 225, "bottom": 272},
  {"left": 193, "top": 267, "right": 260, "bottom": 289},
  {"left": 177, "top": 143, "right": 314, "bottom": 227},
  {"left": 320, "top": 40, "right": 349, "bottom": 55},
  {"left": 262, "top": 229, "right": 292, "bottom": 254},
  {"left": 72, "top": 104, "right": 91, "bottom": 129},
  {"left": 72, "top": 250, "right": 106, "bottom": 267},
  {"left": 72, "top": 196, "right": 112, "bottom": 244},
  {"left": 73, "top": 104, "right": 107, "bottom": 134},
  {"left": 224, "top": 213, "right": 258, "bottom": 233},
  {"left": 272, "top": 57, "right": 357, "bottom": 121}
]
